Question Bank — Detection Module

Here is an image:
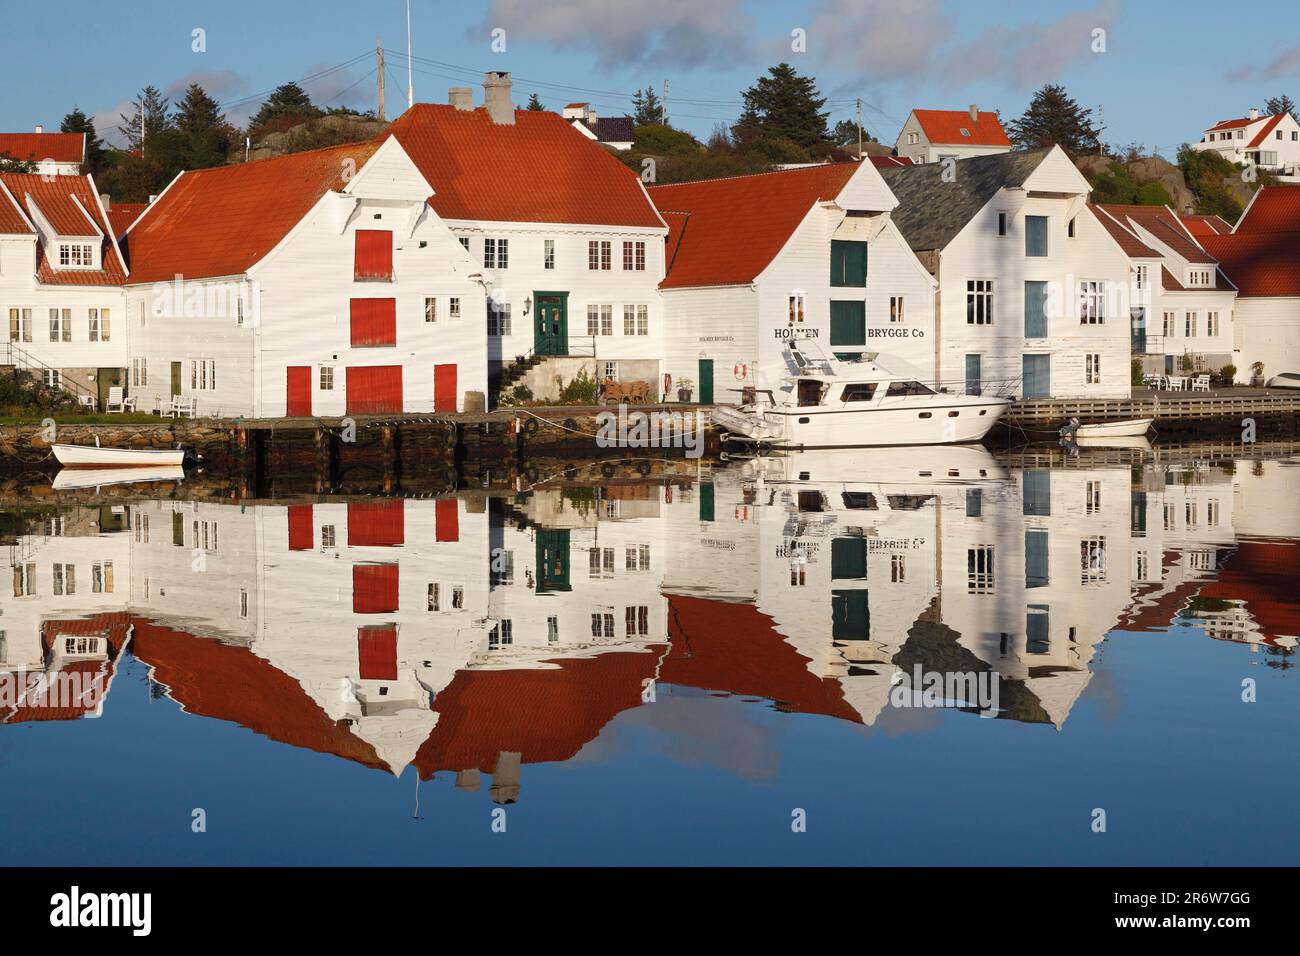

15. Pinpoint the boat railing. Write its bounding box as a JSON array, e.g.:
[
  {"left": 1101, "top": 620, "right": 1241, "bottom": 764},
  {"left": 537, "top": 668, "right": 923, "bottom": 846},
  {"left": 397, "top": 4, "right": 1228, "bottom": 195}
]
[{"left": 933, "top": 375, "right": 1022, "bottom": 399}]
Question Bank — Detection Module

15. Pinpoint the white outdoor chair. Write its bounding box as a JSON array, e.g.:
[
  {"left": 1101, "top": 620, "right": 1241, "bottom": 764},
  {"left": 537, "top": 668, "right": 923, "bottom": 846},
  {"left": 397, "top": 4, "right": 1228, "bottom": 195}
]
[
  {"left": 105, "top": 386, "right": 125, "bottom": 413},
  {"left": 78, "top": 394, "right": 97, "bottom": 411},
  {"left": 122, "top": 395, "right": 138, "bottom": 412},
  {"left": 176, "top": 396, "right": 197, "bottom": 419},
  {"left": 1191, "top": 374, "right": 1211, "bottom": 392}
]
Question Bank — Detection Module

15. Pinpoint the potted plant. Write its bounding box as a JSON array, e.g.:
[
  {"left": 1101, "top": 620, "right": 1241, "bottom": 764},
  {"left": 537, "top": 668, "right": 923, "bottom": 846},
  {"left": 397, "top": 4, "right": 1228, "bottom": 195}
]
[
  {"left": 1218, "top": 364, "right": 1237, "bottom": 388},
  {"left": 676, "top": 377, "right": 694, "bottom": 403},
  {"left": 1251, "top": 361, "right": 1265, "bottom": 387}
]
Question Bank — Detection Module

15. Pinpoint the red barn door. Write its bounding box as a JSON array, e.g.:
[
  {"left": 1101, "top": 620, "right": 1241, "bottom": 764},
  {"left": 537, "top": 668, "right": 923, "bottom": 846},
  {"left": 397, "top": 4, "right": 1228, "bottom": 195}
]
[
  {"left": 434, "top": 363, "right": 458, "bottom": 413},
  {"left": 346, "top": 366, "right": 403, "bottom": 414},
  {"left": 357, "top": 626, "right": 398, "bottom": 680},
  {"left": 286, "top": 366, "right": 312, "bottom": 417}
]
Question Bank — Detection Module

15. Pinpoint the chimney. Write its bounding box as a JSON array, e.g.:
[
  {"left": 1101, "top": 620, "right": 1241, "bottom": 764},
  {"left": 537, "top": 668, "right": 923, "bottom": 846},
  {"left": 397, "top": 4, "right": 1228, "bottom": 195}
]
[
  {"left": 100, "top": 193, "right": 111, "bottom": 211},
  {"left": 34, "top": 124, "right": 43, "bottom": 134},
  {"left": 483, "top": 71, "right": 514, "bottom": 125},
  {"left": 586, "top": 105, "right": 598, "bottom": 125},
  {"left": 449, "top": 87, "right": 473, "bottom": 111},
  {"left": 969, "top": 104, "right": 979, "bottom": 123},
  {"left": 1249, "top": 107, "right": 1260, "bottom": 120}
]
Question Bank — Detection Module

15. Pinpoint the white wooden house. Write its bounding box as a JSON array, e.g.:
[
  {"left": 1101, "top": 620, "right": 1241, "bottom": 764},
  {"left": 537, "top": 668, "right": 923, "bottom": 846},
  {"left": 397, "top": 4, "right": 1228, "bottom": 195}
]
[
  {"left": 893, "top": 108, "right": 1012, "bottom": 166},
  {"left": 121, "top": 136, "right": 487, "bottom": 418},
  {"left": 880, "top": 146, "right": 1134, "bottom": 399},
  {"left": 1093, "top": 204, "right": 1237, "bottom": 377},
  {"left": 0, "top": 172, "right": 128, "bottom": 405},
  {"left": 0, "top": 129, "right": 86, "bottom": 177},
  {"left": 649, "top": 160, "right": 936, "bottom": 403},
  {"left": 383, "top": 76, "right": 667, "bottom": 404},
  {"left": 1193, "top": 109, "right": 1300, "bottom": 182}
]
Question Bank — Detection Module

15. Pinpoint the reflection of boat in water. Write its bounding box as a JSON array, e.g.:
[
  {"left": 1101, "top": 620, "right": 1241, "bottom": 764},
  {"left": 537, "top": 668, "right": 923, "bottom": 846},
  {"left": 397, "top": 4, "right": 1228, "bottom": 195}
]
[
  {"left": 1073, "top": 435, "right": 1154, "bottom": 452},
  {"left": 52, "top": 465, "right": 185, "bottom": 491},
  {"left": 1059, "top": 417, "right": 1154, "bottom": 439},
  {"left": 713, "top": 343, "right": 1011, "bottom": 448},
  {"left": 736, "top": 445, "right": 1011, "bottom": 487},
  {"left": 52, "top": 444, "right": 185, "bottom": 468}
]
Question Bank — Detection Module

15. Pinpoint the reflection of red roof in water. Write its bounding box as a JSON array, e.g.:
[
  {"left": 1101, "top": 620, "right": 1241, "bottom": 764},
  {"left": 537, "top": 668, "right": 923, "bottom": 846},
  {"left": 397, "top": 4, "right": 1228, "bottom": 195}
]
[
  {"left": 130, "top": 618, "right": 389, "bottom": 771},
  {"left": 660, "top": 595, "right": 861, "bottom": 723},
  {"left": 5, "top": 613, "right": 132, "bottom": 723},
  {"left": 1200, "top": 539, "right": 1300, "bottom": 646},
  {"left": 412, "top": 648, "right": 664, "bottom": 779},
  {"left": 1117, "top": 551, "right": 1216, "bottom": 633}
]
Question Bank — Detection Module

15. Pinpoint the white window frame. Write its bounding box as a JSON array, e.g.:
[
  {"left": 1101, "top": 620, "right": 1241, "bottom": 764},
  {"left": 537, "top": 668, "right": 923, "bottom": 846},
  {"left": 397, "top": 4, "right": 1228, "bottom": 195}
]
[
  {"left": 1079, "top": 280, "right": 1106, "bottom": 325},
  {"left": 966, "top": 279, "right": 994, "bottom": 325},
  {"left": 889, "top": 295, "right": 904, "bottom": 323}
]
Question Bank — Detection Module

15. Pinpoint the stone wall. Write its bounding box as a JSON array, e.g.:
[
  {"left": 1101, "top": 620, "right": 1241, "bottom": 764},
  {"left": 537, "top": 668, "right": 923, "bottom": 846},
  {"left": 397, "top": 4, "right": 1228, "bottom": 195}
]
[{"left": 0, "top": 421, "right": 232, "bottom": 457}]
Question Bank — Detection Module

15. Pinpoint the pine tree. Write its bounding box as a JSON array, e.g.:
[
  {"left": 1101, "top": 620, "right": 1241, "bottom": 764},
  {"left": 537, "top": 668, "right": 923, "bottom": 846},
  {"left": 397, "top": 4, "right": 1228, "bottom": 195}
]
[
  {"left": 175, "top": 83, "right": 224, "bottom": 137},
  {"left": 1264, "top": 95, "right": 1297, "bottom": 118},
  {"left": 60, "top": 107, "right": 105, "bottom": 173},
  {"left": 732, "top": 64, "right": 829, "bottom": 150},
  {"left": 174, "top": 83, "right": 232, "bottom": 168},
  {"left": 1006, "top": 84, "right": 1101, "bottom": 156},
  {"left": 118, "top": 86, "right": 173, "bottom": 152},
  {"left": 247, "top": 81, "right": 321, "bottom": 138},
  {"left": 632, "top": 86, "right": 662, "bottom": 126},
  {"left": 525, "top": 92, "right": 545, "bottom": 111}
]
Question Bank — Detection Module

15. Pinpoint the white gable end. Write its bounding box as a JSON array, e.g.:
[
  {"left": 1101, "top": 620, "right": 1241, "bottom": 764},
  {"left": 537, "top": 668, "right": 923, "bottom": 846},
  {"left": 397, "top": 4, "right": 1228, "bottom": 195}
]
[{"left": 1022, "top": 145, "right": 1092, "bottom": 195}]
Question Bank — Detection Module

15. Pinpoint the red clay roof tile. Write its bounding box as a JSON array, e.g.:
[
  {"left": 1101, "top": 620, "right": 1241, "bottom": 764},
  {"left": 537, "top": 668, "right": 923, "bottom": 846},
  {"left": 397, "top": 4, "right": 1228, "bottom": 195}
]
[
  {"left": 911, "top": 109, "right": 1012, "bottom": 147},
  {"left": 1235, "top": 186, "right": 1300, "bottom": 235},
  {"left": 0, "top": 132, "right": 84, "bottom": 165},
  {"left": 1200, "top": 231, "right": 1300, "bottom": 296},
  {"left": 0, "top": 172, "right": 126, "bottom": 285}
]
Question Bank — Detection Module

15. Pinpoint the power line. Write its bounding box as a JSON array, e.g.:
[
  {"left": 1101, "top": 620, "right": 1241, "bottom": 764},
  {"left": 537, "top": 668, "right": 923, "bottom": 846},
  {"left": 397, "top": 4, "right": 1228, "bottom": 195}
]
[{"left": 216, "top": 50, "right": 373, "bottom": 111}]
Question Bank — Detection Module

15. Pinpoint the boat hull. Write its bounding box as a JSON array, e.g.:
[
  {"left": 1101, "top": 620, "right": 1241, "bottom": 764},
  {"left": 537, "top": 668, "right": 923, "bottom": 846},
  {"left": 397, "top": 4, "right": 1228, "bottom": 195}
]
[
  {"left": 1072, "top": 418, "right": 1153, "bottom": 438},
  {"left": 52, "top": 444, "right": 185, "bottom": 468},
  {"left": 720, "top": 396, "right": 1010, "bottom": 448},
  {"left": 52, "top": 465, "right": 186, "bottom": 491}
]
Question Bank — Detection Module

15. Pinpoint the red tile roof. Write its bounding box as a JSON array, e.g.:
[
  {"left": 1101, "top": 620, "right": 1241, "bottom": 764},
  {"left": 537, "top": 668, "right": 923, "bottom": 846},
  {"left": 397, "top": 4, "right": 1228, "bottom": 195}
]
[
  {"left": 0, "top": 172, "right": 126, "bottom": 285},
  {"left": 649, "top": 163, "right": 860, "bottom": 288},
  {"left": 1200, "top": 539, "right": 1300, "bottom": 647},
  {"left": 5, "top": 613, "right": 131, "bottom": 724},
  {"left": 105, "top": 202, "right": 148, "bottom": 239},
  {"left": 123, "top": 141, "right": 378, "bottom": 284},
  {"left": 1235, "top": 186, "right": 1300, "bottom": 234},
  {"left": 1206, "top": 116, "right": 1259, "bottom": 133},
  {"left": 1200, "top": 231, "right": 1300, "bottom": 296},
  {"left": 380, "top": 104, "right": 663, "bottom": 228},
  {"left": 1181, "top": 214, "right": 1233, "bottom": 236},
  {"left": 869, "top": 155, "right": 913, "bottom": 168},
  {"left": 0, "top": 132, "right": 84, "bottom": 165},
  {"left": 1102, "top": 203, "right": 1216, "bottom": 264},
  {"left": 911, "top": 109, "right": 1012, "bottom": 147},
  {"left": 1248, "top": 114, "right": 1285, "bottom": 148},
  {"left": 1091, "top": 204, "right": 1161, "bottom": 257}
]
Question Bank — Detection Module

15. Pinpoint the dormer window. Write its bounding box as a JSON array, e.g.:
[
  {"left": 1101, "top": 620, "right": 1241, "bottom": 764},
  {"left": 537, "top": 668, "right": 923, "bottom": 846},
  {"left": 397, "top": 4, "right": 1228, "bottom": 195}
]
[{"left": 57, "top": 242, "right": 96, "bottom": 269}]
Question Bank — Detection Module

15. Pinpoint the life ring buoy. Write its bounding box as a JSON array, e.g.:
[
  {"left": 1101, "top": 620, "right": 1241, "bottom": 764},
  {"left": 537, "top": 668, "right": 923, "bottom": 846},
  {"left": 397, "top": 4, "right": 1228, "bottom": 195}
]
[
  {"left": 733, "top": 363, "right": 747, "bottom": 380},
  {"left": 663, "top": 373, "right": 672, "bottom": 397},
  {"left": 522, "top": 417, "right": 540, "bottom": 436}
]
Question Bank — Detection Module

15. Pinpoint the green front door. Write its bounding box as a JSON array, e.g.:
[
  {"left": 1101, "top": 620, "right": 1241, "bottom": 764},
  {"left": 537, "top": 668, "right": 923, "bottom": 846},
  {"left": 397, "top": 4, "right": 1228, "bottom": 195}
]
[
  {"left": 534, "top": 292, "right": 568, "bottom": 356},
  {"left": 535, "top": 529, "right": 572, "bottom": 592},
  {"left": 170, "top": 361, "right": 183, "bottom": 397},
  {"left": 697, "top": 359, "right": 714, "bottom": 404}
]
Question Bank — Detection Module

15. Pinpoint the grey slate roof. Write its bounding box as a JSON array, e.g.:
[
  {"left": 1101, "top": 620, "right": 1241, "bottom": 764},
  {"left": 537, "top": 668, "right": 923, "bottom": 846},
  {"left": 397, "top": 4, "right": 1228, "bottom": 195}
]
[
  {"left": 578, "top": 116, "right": 635, "bottom": 144},
  {"left": 878, "top": 147, "right": 1052, "bottom": 253}
]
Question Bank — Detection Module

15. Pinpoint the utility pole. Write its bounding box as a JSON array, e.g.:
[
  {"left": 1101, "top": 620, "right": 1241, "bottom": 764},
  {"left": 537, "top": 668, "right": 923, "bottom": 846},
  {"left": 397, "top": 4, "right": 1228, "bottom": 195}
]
[
  {"left": 856, "top": 98, "right": 863, "bottom": 158},
  {"left": 406, "top": 0, "right": 414, "bottom": 108},
  {"left": 377, "top": 41, "right": 386, "bottom": 121},
  {"left": 662, "top": 79, "right": 668, "bottom": 127},
  {"left": 1097, "top": 104, "right": 1106, "bottom": 154}
]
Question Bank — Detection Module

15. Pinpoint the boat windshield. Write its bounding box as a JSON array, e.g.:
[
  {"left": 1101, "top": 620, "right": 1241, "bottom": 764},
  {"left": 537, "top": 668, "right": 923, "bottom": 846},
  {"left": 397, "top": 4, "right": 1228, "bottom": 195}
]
[
  {"left": 885, "top": 380, "right": 935, "bottom": 397},
  {"left": 797, "top": 379, "right": 826, "bottom": 407},
  {"left": 841, "top": 383, "right": 878, "bottom": 403}
]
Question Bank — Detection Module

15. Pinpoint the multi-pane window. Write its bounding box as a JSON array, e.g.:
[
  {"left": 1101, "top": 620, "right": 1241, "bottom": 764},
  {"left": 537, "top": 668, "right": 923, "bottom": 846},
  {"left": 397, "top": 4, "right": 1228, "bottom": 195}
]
[
  {"left": 1185, "top": 311, "right": 1198, "bottom": 337},
  {"left": 1085, "top": 353, "right": 1101, "bottom": 385},
  {"left": 452, "top": 586, "right": 464, "bottom": 609},
  {"left": 91, "top": 560, "right": 114, "bottom": 592},
  {"left": 190, "top": 359, "right": 216, "bottom": 390},
  {"left": 625, "top": 606, "right": 649, "bottom": 636},
  {"left": 321, "top": 525, "right": 336, "bottom": 548},
  {"left": 49, "top": 308, "right": 71, "bottom": 342},
  {"left": 320, "top": 366, "right": 334, "bottom": 390},
  {"left": 623, "top": 304, "right": 648, "bottom": 335},
  {"left": 966, "top": 280, "right": 993, "bottom": 325},
  {"left": 1207, "top": 311, "right": 1219, "bottom": 336},
  {"left": 1079, "top": 281, "right": 1106, "bottom": 324},
  {"left": 458, "top": 237, "right": 470, "bottom": 251},
  {"left": 488, "top": 619, "right": 513, "bottom": 649},
  {"left": 547, "top": 616, "right": 559, "bottom": 643},
  {"left": 8, "top": 308, "right": 33, "bottom": 342},
  {"left": 788, "top": 293, "right": 805, "bottom": 325},
  {"left": 132, "top": 357, "right": 148, "bottom": 387},
  {"left": 622, "top": 241, "right": 645, "bottom": 270},
  {"left": 1163, "top": 311, "right": 1176, "bottom": 336},
  {"left": 1086, "top": 480, "right": 1102, "bottom": 514},
  {"left": 43, "top": 369, "right": 61, "bottom": 388},
  {"left": 88, "top": 307, "right": 109, "bottom": 341},
  {"left": 483, "top": 237, "right": 508, "bottom": 269},
  {"left": 13, "top": 563, "right": 36, "bottom": 597},
  {"left": 543, "top": 239, "right": 555, "bottom": 270},
  {"left": 1135, "top": 265, "right": 1148, "bottom": 290},
  {"left": 1207, "top": 499, "right": 1221, "bottom": 526},
  {"left": 1081, "top": 536, "right": 1107, "bottom": 582},
  {"left": 588, "top": 547, "right": 615, "bottom": 578},
  {"left": 488, "top": 301, "right": 511, "bottom": 335},
  {"left": 424, "top": 297, "right": 437, "bottom": 322},
  {"left": 967, "top": 545, "right": 995, "bottom": 594},
  {"left": 58, "top": 243, "right": 94, "bottom": 267},
  {"left": 449, "top": 297, "right": 460, "bottom": 319},
  {"left": 890, "top": 296, "right": 904, "bottom": 323},
  {"left": 588, "top": 240, "right": 611, "bottom": 270},
  {"left": 590, "top": 612, "right": 615, "bottom": 639},
  {"left": 891, "top": 554, "right": 906, "bottom": 582},
  {"left": 491, "top": 550, "right": 515, "bottom": 586},
  {"left": 586, "top": 304, "right": 613, "bottom": 336},
  {"left": 240, "top": 589, "right": 249, "bottom": 618}
]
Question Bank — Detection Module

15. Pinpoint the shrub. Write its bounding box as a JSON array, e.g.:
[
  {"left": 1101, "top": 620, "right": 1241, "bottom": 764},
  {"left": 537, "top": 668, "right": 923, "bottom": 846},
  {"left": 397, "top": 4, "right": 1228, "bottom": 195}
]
[
  {"left": 511, "top": 384, "right": 534, "bottom": 402},
  {"left": 558, "top": 367, "right": 597, "bottom": 405},
  {"left": 1131, "top": 359, "right": 1144, "bottom": 386}
]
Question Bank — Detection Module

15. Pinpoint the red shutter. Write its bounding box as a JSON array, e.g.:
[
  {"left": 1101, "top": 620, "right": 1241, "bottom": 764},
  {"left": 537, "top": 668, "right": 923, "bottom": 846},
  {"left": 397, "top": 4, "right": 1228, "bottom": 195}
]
[
  {"left": 346, "top": 365, "right": 403, "bottom": 414},
  {"left": 357, "top": 625, "right": 398, "bottom": 680},
  {"left": 348, "top": 500, "right": 405, "bottom": 547},
  {"left": 434, "top": 363, "right": 458, "bottom": 413},
  {"left": 435, "top": 499, "right": 459, "bottom": 542},
  {"left": 354, "top": 230, "right": 393, "bottom": 280},
  {"left": 286, "top": 366, "right": 312, "bottom": 417},
  {"left": 350, "top": 298, "right": 396, "bottom": 347},
  {"left": 287, "top": 504, "right": 313, "bottom": 551},
  {"left": 353, "top": 563, "right": 399, "bottom": 613}
]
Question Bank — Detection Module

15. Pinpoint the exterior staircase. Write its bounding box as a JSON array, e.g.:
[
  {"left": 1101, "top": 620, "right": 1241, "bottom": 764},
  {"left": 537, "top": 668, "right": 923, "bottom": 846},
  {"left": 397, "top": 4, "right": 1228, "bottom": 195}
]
[
  {"left": 3, "top": 342, "right": 96, "bottom": 406},
  {"left": 494, "top": 353, "right": 546, "bottom": 405}
]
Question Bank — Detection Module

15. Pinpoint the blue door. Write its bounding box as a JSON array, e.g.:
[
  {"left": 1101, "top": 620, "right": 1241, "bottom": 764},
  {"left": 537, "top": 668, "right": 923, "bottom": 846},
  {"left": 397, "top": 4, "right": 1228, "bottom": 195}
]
[
  {"left": 965, "top": 354, "right": 982, "bottom": 396},
  {"left": 1023, "top": 354, "right": 1050, "bottom": 398}
]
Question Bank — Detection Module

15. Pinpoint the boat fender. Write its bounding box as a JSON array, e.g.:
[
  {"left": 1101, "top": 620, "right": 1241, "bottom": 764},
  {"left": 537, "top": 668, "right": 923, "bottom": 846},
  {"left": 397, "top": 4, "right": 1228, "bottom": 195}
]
[
  {"left": 600, "top": 462, "right": 617, "bottom": 478},
  {"left": 523, "top": 465, "right": 540, "bottom": 483},
  {"left": 523, "top": 418, "right": 540, "bottom": 436},
  {"left": 635, "top": 460, "right": 652, "bottom": 476}
]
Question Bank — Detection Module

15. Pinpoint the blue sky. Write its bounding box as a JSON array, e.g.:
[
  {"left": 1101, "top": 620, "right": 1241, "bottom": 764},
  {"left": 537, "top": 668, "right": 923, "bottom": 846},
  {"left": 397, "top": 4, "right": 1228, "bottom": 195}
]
[{"left": 2, "top": 0, "right": 1298, "bottom": 157}]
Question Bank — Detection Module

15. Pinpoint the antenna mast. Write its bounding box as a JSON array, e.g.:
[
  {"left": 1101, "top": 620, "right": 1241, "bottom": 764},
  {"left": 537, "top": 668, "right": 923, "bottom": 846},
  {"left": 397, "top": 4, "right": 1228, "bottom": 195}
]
[
  {"left": 377, "top": 41, "right": 386, "bottom": 121},
  {"left": 406, "top": 0, "right": 414, "bottom": 108}
]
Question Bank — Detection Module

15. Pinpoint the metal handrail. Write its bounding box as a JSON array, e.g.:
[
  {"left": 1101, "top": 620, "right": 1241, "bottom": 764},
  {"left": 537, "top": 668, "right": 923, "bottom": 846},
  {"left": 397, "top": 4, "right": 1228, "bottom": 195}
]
[{"left": 3, "top": 342, "right": 96, "bottom": 403}]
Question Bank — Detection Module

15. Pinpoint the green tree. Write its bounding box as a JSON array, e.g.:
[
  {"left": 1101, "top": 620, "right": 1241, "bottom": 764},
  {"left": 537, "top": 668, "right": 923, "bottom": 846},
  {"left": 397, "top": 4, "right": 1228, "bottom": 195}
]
[
  {"left": 118, "top": 86, "right": 173, "bottom": 152},
  {"left": 0, "top": 154, "right": 36, "bottom": 173},
  {"left": 732, "top": 63, "right": 829, "bottom": 150},
  {"left": 59, "top": 107, "right": 105, "bottom": 173},
  {"left": 248, "top": 81, "right": 321, "bottom": 138},
  {"left": 1264, "top": 95, "right": 1297, "bottom": 118},
  {"left": 1177, "top": 144, "right": 1246, "bottom": 221},
  {"left": 631, "top": 86, "right": 662, "bottom": 126},
  {"left": 174, "top": 83, "right": 233, "bottom": 168},
  {"left": 1006, "top": 84, "right": 1101, "bottom": 155},
  {"left": 525, "top": 92, "right": 545, "bottom": 111},
  {"left": 830, "top": 118, "right": 873, "bottom": 148}
]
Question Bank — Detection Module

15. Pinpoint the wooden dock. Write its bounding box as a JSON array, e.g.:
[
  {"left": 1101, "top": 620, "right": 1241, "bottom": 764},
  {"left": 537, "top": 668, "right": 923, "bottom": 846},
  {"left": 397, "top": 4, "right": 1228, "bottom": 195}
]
[{"left": 1006, "top": 387, "right": 1300, "bottom": 426}]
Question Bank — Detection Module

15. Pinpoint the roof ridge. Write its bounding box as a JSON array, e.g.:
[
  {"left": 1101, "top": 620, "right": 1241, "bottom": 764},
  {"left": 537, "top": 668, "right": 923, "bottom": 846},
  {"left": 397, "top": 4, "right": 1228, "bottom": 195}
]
[
  {"left": 648, "top": 161, "right": 859, "bottom": 190},
  {"left": 183, "top": 139, "right": 377, "bottom": 175}
]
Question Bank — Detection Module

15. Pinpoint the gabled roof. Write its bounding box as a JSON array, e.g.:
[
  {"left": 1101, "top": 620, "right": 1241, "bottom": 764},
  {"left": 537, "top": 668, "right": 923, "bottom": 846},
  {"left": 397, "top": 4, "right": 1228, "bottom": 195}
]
[
  {"left": 105, "top": 202, "right": 148, "bottom": 239},
  {"left": 869, "top": 155, "right": 913, "bottom": 168},
  {"left": 123, "top": 141, "right": 379, "bottom": 284},
  {"left": 1101, "top": 203, "right": 1216, "bottom": 264},
  {"left": 0, "top": 172, "right": 127, "bottom": 285},
  {"left": 1247, "top": 114, "right": 1286, "bottom": 148},
  {"left": 1200, "top": 231, "right": 1300, "bottom": 296},
  {"left": 575, "top": 115, "right": 635, "bottom": 144},
  {"left": 1091, "top": 204, "right": 1162, "bottom": 257},
  {"left": 1181, "top": 213, "right": 1233, "bottom": 236},
  {"left": 910, "top": 109, "right": 1012, "bottom": 148},
  {"left": 648, "top": 162, "right": 860, "bottom": 288},
  {"left": 879, "top": 147, "right": 1051, "bottom": 252},
  {"left": 380, "top": 103, "right": 663, "bottom": 228},
  {"left": 1205, "top": 116, "right": 1261, "bottom": 133},
  {"left": 1234, "top": 186, "right": 1300, "bottom": 235},
  {"left": 0, "top": 131, "right": 85, "bottom": 165}
]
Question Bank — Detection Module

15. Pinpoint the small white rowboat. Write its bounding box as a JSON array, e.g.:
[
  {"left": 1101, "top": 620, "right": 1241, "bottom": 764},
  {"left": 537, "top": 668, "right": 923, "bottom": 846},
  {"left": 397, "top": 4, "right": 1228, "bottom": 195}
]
[
  {"left": 52, "top": 444, "right": 185, "bottom": 468},
  {"left": 1060, "top": 418, "right": 1154, "bottom": 438},
  {"left": 52, "top": 465, "right": 185, "bottom": 491}
]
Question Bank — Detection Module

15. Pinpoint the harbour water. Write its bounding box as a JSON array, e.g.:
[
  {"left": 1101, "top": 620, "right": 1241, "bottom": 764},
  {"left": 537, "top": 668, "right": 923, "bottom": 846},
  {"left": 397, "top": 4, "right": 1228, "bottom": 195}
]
[{"left": 1, "top": 442, "right": 1297, "bottom": 865}]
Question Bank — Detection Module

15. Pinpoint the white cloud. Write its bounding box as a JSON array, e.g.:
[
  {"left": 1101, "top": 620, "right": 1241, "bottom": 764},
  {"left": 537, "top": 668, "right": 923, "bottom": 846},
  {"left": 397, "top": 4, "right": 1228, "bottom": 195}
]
[
  {"left": 1227, "top": 44, "right": 1300, "bottom": 82},
  {"left": 481, "top": 0, "right": 754, "bottom": 69}
]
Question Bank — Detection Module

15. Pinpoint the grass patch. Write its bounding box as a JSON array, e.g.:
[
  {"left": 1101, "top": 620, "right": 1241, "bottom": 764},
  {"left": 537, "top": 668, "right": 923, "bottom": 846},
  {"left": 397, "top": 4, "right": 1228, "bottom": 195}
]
[{"left": 0, "top": 410, "right": 175, "bottom": 426}]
